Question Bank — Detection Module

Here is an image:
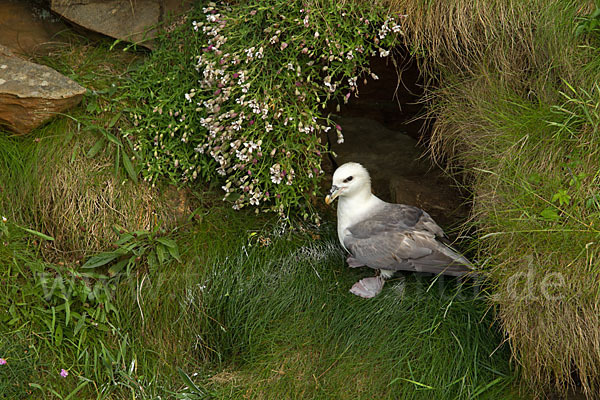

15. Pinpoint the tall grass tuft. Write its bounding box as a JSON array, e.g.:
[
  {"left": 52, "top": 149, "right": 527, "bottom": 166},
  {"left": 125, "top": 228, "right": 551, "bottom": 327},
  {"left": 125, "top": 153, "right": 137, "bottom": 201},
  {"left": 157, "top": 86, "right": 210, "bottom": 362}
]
[
  {"left": 131, "top": 220, "right": 515, "bottom": 399},
  {"left": 379, "top": 0, "right": 600, "bottom": 396},
  {"left": 0, "top": 36, "right": 195, "bottom": 260}
]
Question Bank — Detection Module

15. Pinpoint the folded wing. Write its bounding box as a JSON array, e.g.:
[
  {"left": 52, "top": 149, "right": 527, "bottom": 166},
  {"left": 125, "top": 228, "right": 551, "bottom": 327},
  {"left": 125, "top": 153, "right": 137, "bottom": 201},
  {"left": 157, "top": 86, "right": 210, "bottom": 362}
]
[{"left": 343, "top": 204, "right": 472, "bottom": 276}]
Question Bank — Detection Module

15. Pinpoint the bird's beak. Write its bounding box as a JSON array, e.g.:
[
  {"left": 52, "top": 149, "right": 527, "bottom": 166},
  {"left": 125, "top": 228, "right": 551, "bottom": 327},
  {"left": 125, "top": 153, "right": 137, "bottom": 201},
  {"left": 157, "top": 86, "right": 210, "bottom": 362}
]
[{"left": 325, "top": 185, "right": 341, "bottom": 205}]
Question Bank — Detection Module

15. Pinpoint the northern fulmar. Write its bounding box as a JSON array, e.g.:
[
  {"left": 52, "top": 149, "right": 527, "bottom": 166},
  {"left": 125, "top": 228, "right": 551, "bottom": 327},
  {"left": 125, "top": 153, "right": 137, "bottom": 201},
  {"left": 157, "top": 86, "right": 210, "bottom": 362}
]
[{"left": 325, "top": 162, "right": 473, "bottom": 298}]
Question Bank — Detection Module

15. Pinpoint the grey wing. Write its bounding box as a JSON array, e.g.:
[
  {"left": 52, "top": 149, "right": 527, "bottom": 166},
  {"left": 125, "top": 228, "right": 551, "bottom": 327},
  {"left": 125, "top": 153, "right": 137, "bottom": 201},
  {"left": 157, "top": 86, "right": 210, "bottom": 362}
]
[
  {"left": 352, "top": 204, "right": 448, "bottom": 240},
  {"left": 344, "top": 214, "right": 472, "bottom": 276}
]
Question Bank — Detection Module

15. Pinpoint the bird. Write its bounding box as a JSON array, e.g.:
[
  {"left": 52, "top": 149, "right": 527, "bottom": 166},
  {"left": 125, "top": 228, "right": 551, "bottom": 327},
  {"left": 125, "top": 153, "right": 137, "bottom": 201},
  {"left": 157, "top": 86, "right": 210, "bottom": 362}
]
[{"left": 325, "top": 162, "right": 473, "bottom": 298}]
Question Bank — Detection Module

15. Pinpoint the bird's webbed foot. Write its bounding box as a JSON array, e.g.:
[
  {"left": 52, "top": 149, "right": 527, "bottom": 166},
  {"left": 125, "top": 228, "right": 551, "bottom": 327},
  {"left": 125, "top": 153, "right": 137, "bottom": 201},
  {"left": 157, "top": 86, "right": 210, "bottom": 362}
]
[{"left": 349, "top": 275, "right": 385, "bottom": 298}]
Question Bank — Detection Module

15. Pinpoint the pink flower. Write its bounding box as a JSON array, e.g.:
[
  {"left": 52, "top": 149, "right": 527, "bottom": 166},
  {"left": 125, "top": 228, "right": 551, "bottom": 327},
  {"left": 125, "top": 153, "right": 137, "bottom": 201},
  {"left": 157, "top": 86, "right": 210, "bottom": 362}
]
[
  {"left": 0, "top": 358, "right": 6, "bottom": 365},
  {"left": 249, "top": 120, "right": 254, "bottom": 125},
  {"left": 335, "top": 124, "right": 342, "bottom": 131},
  {"left": 280, "top": 42, "right": 288, "bottom": 50},
  {"left": 233, "top": 73, "right": 239, "bottom": 79},
  {"left": 60, "top": 369, "right": 68, "bottom": 378}
]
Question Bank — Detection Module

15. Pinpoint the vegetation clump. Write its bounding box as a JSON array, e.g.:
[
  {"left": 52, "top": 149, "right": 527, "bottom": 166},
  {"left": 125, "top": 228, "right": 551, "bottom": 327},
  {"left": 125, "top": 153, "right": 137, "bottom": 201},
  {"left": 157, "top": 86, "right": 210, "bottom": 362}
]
[
  {"left": 0, "top": 2, "right": 520, "bottom": 398},
  {"left": 126, "top": 0, "right": 402, "bottom": 217},
  {"left": 390, "top": 0, "right": 600, "bottom": 396}
]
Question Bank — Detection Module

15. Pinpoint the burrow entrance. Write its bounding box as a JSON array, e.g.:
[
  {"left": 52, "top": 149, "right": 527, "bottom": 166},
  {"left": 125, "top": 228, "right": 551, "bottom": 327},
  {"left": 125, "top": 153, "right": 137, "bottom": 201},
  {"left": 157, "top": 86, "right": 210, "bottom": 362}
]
[{"left": 325, "top": 51, "right": 469, "bottom": 228}]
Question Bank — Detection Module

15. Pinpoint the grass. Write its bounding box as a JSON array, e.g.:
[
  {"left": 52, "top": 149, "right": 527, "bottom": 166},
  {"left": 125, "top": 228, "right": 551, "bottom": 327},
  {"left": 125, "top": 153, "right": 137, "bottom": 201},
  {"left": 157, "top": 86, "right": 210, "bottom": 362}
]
[
  {"left": 383, "top": 0, "right": 600, "bottom": 396},
  {"left": 0, "top": 33, "right": 192, "bottom": 260},
  {"left": 0, "top": 194, "right": 518, "bottom": 399},
  {"left": 176, "top": 224, "right": 516, "bottom": 400},
  {"left": 0, "top": 2, "right": 522, "bottom": 399}
]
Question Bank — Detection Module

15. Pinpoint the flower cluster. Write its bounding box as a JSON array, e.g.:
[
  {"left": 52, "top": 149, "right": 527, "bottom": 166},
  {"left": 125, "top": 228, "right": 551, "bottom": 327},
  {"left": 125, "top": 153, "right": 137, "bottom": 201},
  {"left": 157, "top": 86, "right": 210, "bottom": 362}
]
[{"left": 130, "top": 0, "right": 402, "bottom": 216}]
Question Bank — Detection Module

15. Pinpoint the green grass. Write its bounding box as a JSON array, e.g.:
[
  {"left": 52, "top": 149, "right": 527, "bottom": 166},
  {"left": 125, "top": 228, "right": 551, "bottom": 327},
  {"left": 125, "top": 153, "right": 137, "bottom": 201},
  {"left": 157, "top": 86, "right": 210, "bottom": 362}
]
[
  {"left": 0, "top": 204, "right": 518, "bottom": 399},
  {"left": 171, "top": 223, "right": 516, "bottom": 399}
]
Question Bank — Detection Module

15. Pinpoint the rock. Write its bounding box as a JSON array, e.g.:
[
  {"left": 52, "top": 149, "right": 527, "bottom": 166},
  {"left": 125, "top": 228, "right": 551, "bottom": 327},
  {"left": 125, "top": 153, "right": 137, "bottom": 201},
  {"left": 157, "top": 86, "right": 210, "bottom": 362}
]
[
  {"left": 388, "top": 175, "right": 468, "bottom": 228},
  {"left": 326, "top": 55, "right": 426, "bottom": 141},
  {"left": 0, "top": 0, "right": 70, "bottom": 56},
  {"left": 51, "top": 0, "right": 194, "bottom": 50},
  {"left": 329, "top": 116, "right": 468, "bottom": 227},
  {"left": 0, "top": 45, "right": 86, "bottom": 134}
]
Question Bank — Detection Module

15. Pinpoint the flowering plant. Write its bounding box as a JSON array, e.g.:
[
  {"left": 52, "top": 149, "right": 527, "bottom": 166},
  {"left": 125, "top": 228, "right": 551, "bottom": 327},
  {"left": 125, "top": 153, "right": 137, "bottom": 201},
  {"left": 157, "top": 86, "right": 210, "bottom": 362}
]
[{"left": 130, "top": 1, "right": 403, "bottom": 218}]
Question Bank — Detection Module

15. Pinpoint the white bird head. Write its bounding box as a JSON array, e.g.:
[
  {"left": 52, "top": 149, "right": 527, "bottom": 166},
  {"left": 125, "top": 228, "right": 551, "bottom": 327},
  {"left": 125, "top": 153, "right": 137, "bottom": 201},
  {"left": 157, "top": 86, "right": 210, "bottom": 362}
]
[{"left": 325, "top": 162, "right": 372, "bottom": 205}]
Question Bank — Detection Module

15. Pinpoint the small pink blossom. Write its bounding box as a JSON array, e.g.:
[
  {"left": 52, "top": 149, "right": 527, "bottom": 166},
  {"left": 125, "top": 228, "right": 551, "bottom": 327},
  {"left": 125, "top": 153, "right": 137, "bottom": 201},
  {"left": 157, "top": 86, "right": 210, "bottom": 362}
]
[
  {"left": 280, "top": 42, "right": 288, "bottom": 50},
  {"left": 0, "top": 358, "right": 6, "bottom": 365},
  {"left": 336, "top": 124, "right": 342, "bottom": 131},
  {"left": 233, "top": 73, "right": 239, "bottom": 79},
  {"left": 60, "top": 369, "right": 68, "bottom": 378}
]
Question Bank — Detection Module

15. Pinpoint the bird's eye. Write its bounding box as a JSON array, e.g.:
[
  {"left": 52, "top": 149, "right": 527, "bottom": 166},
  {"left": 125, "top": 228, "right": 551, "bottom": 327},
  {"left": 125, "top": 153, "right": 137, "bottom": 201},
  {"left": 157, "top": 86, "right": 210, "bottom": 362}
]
[{"left": 344, "top": 176, "right": 354, "bottom": 183}]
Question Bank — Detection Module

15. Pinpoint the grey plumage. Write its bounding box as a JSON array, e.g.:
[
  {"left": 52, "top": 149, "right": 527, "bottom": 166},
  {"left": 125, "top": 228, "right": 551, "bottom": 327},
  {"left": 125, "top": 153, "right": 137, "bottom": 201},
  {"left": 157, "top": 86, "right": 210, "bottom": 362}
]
[{"left": 343, "top": 204, "right": 472, "bottom": 277}]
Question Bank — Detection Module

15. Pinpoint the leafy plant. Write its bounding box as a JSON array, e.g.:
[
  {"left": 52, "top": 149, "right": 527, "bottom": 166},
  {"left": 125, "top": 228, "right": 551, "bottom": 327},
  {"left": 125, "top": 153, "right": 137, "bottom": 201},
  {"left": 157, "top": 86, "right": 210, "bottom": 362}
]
[
  {"left": 575, "top": 6, "right": 600, "bottom": 37},
  {"left": 124, "top": 0, "right": 404, "bottom": 217},
  {"left": 82, "top": 225, "right": 181, "bottom": 275},
  {"left": 82, "top": 90, "right": 140, "bottom": 184},
  {"left": 552, "top": 189, "right": 571, "bottom": 207}
]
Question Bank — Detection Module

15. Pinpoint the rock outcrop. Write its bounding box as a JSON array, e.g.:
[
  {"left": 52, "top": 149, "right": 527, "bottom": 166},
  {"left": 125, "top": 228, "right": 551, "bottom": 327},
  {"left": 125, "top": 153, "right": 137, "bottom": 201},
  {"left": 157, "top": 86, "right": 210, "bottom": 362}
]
[
  {"left": 0, "top": 45, "right": 86, "bottom": 134},
  {"left": 51, "top": 0, "right": 193, "bottom": 50}
]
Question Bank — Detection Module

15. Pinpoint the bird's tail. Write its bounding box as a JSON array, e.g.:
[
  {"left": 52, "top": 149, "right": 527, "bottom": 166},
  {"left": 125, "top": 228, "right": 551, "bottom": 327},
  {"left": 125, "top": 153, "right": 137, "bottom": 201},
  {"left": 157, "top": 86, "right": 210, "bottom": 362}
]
[{"left": 411, "top": 237, "right": 474, "bottom": 277}]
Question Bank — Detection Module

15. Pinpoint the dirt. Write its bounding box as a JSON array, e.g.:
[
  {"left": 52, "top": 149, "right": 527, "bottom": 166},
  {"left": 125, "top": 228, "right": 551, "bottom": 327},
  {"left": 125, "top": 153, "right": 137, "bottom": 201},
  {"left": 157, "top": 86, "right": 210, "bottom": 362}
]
[{"left": 0, "top": 0, "right": 71, "bottom": 56}]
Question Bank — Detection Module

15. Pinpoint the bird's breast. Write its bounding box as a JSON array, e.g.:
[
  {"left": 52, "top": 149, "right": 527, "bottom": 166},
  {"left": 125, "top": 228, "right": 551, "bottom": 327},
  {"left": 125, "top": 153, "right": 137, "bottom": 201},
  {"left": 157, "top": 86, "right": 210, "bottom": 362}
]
[{"left": 336, "top": 194, "right": 385, "bottom": 250}]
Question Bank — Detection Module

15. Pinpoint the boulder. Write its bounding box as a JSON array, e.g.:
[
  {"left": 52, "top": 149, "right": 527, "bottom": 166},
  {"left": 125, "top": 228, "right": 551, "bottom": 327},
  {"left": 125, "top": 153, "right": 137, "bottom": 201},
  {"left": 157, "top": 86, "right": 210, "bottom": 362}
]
[
  {"left": 51, "top": 0, "right": 194, "bottom": 50},
  {"left": 0, "top": 45, "right": 86, "bottom": 134}
]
